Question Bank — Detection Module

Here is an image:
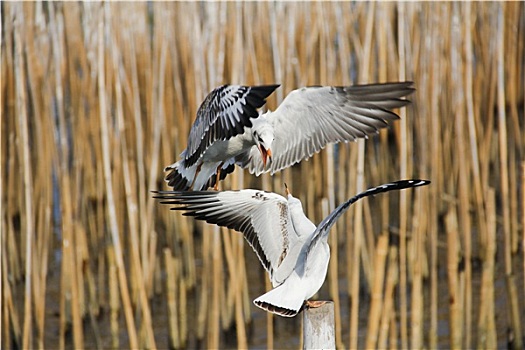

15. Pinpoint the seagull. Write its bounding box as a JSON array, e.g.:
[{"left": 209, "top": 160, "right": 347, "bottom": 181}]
[
  {"left": 153, "top": 179, "right": 430, "bottom": 317},
  {"left": 165, "top": 82, "right": 414, "bottom": 191}
]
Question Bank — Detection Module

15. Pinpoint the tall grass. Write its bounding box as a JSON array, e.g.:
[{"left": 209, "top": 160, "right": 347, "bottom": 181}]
[{"left": 1, "top": 2, "right": 524, "bottom": 349}]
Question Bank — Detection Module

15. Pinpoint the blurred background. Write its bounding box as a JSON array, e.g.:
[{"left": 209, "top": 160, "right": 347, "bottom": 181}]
[{"left": 1, "top": 2, "right": 524, "bottom": 349}]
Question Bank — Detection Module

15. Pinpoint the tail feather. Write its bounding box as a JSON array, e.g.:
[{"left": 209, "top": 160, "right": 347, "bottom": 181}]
[
  {"left": 164, "top": 160, "right": 237, "bottom": 191},
  {"left": 164, "top": 161, "right": 193, "bottom": 191},
  {"left": 253, "top": 282, "right": 305, "bottom": 318}
]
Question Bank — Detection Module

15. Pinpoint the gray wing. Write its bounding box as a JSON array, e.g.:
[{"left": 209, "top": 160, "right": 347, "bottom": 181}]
[
  {"left": 183, "top": 84, "right": 279, "bottom": 167},
  {"left": 152, "top": 189, "right": 299, "bottom": 280},
  {"left": 243, "top": 82, "right": 414, "bottom": 175},
  {"left": 306, "top": 180, "right": 430, "bottom": 254}
]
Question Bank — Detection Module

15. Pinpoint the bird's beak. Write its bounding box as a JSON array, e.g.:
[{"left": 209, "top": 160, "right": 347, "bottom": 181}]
[
  {"left": 284, "top": 183, "right": 290, "bottom": 196},
  {"left": 259, "top": 146, "right": 272, "bottom": 168}
]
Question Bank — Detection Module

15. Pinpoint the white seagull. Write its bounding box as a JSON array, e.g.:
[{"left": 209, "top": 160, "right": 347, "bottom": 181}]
[
  {"left": 165, "top": 82, "right": 414, "bottom": 191},
  {"left": 153, "top": 179, "right": 430, "bottom": 317}
]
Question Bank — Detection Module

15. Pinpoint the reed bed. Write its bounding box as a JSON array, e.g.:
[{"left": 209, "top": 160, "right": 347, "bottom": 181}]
[{"left": 1, "top": 2, "right": 524, "bottom": 349}]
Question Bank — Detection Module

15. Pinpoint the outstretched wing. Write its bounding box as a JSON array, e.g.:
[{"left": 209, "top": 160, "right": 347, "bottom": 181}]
[
  {"left": 307, "top": 179, "right": 430, "bottom": 253},
  {"left": 183, "top": 84, "right": 279, "bottom": 167},
  {"left": 153, "top": 189, "right": 298, "bottom": 280},
  {"left": 243, "top": 82, "right": 414, "bottom": 175}
]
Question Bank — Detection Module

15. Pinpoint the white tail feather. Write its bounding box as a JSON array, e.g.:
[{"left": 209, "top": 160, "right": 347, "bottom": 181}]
[{"left": 253, "top": 280, "right": 305, "bottom": 317}]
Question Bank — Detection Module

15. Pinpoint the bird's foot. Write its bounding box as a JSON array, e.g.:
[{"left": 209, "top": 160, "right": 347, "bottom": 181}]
[{"left": 305, "top": 300, "right": 327, "bottom": 309}]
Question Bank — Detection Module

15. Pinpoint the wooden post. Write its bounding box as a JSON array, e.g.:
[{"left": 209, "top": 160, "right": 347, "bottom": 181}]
[{"left": 302, "top": 302, "right": 336, "bottom": 349}]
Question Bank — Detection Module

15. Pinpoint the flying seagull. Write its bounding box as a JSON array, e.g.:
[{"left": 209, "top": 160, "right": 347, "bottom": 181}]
[
  {"left": 165, "top": 82, "right": 414, "bottom": 191},
  {"left": 153, "top": 179, "right": 430, "bottom": 317}
]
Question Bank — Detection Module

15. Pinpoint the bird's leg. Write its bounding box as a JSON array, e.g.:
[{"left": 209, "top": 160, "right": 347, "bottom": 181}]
[
  {"left": 284, "top": 183, "right": 290, "bottom": 196},
  {"left": 189, "top": 163, "right": 203, "bottom": 190},
  {"left": 213, "top": 162, "right": 224, "bottom": 191},
  {"left": 305, "top": 300, "right": 327, "bottom": 309}
]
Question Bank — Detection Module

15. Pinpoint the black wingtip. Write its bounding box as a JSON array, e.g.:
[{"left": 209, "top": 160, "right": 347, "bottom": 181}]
[
  {"left": 164, "top": 166, "right": 192, "bottom": 191},
  {"left": 253, "top": 300, "right": 300, "bottom": 318}
]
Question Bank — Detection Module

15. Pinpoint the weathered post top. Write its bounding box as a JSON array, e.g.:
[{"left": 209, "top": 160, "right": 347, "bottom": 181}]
[{"left": 302, "top": 302, "right": 335, "bottom": 350}]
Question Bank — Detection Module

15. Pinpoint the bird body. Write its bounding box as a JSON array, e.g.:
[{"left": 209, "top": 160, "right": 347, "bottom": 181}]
[
  {"left": 165, "top": 82, "right": 414, "bottom": 190},
  {"left": 171, "top": 134, "right": 247, "bottom": 190},
  {"left": 154, "top": 179, "right": 430, "bottom": 317}
]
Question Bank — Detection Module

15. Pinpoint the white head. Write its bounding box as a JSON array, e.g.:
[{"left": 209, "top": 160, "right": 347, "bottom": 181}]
[{"left": 251, "top": 118, "right": 274, "bottom": 168}]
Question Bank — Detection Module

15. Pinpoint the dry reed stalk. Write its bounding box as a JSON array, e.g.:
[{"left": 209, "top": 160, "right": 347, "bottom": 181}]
[
  {"left": 2, "top": 218, "right": 21, "bottom": 349},
  {"left": 523, "top": 162, "right": 525, "bottom": 308},
  {"left": 396, "top": 3, "right": 409, "bottom": 348},
  {"left": 233, "top": 233, "right": 248, "bottom": 349},
  {"left": 85, "top": 258, "right": 100, "bottom": 335},
  {"left": 147, "top": 231, "right": 158, "bottom": 294},
  {"left": 196, "top": 230, "right": 211, "bottom": 342},
  {"left": 445, "top": 208, "right": 462, "bottom": 349},
  {"left": 164, "top": 249, "right": 180, "bottom": 349},
  {"left": 496, "top": 4, "right": 512, "bottom": 277},
  {"left": 365, "top": 234, "right": 388, "bottom": 349},
  {"left": 33, "top": 216, "right": 50, "bottom": 346},
  {"left": 505, "top": 4, "right": 523, "bottom": 256},
  {"left": 336, "top": 145, "right": 349, "bottom": 245},
  {"left": 143, "top": 10, "right": 168, "bottom": 301},
  {"left": 6, "top": 137, "right": 22, "bottom": 284},
  {"left": 74, "top": 225, "right": 87, "bottom": 320},
  {"left": 24, "top": 9, "right": 53, "bottom": 341},
  {"left": 108, "top": 247, "right": 120, "bottom": 349},
  {"left": 496, "top": 8, "right": 523, "bottom": 347},
  {"left": 97, "top": 248, "right": 106, "bottom": 313},
  {"left": 477, "top": 188, "right": 497, "bottom": 349},
  {"left": 376, "top": 2, "right": 392, "bottom": 243},
  {"left": 463, "top": 2, "right": 488, "bottom": 259},
  {"left": 389, "top": 308, "right": 398, "bottom": 350},
  {"left": 349, "top": 139, "right": 365, "bottom": 350},
  {"left": 46, "top": 4, "right": 84, "bottom": 348},
  {"left": 124, "top": 13, "right": 147, "bottom": 278},
  {"left": 345, "top": 141, "right": 358, "bottom": 291},
  {"left": 411, "top": 186, "right": 429, "bottom": 349},
  {"left": 239, "top": 243, "right": 253, "bottom": 328},
  {"left": 114, "top": 6, "right": 160, "bottom": 344},
  {"left": 219, "top": 227, "right": 235, "bottom": 329},
  {"left": 24, "top": 4, "right": 52, "bottom": 348},
  {"left": 362, "top": 199, "right": 374, "bottom": 287},
  {"left": 451, "top": 5, "right": 472, "bottom": 347},
  {"left": 178, "top": 276, "right": 188, "bottom": 348},
  {"left": 428, "top": 5, "right": 443, "bottom": 348},
  {"left": 505, "top": 275, "right": 523, "bottom": 349},
  {"left": 110, "top": 5, "right": 142, "bottom": 308},
  {"left": 13, "top": 7, "right": 35, "bottom": 349},
  {"left": 377, "top": 245, "right": 398, "bottom": 349},
  {"left": 323, "top": 126, "right": 343, "bottom": 349},
  {"left": 208, "top": 226, "right": 221, "bottom": 348},
  {"left": 64, "top": 3, "right": 91, "bottom": 328},
  {"left": 97, "top": 6, "right": 138, "bottom": 348},
  {"left": 348, "top": 3, "right": 376, "bottom": 349}
]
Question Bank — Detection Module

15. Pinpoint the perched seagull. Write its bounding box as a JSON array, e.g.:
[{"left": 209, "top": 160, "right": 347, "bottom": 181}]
[
  {"left": 153, "top": 179, "right": 430, "bottom": 317},
  {"left": 165, "top": 82, "right": 414, "bottom": 191}
]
